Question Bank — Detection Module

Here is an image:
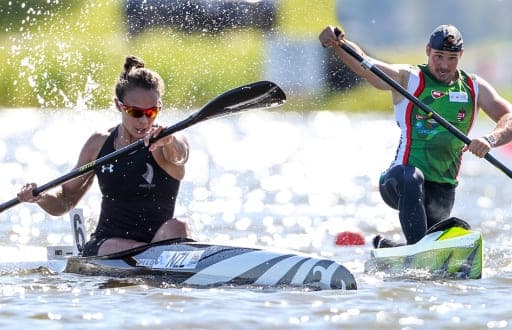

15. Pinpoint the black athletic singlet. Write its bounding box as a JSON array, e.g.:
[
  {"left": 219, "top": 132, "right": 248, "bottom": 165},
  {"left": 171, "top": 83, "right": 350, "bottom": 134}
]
[{"left": 91, "top": 126, "right": 180, "bottom": 243}]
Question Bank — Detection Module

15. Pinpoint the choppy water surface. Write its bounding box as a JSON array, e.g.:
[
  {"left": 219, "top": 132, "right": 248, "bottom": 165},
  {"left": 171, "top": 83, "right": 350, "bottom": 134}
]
[{"left": 1, "top": 108, "right": 512, "bottom": 329}]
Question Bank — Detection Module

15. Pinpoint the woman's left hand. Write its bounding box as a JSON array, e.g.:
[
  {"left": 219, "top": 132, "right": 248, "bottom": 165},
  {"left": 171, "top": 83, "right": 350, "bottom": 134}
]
[
  {"left": 145, "top": 125, "right": 189, "bottom": 165},
  {"left": 144, "top": 124, "right": 168, "bottom": 150}
]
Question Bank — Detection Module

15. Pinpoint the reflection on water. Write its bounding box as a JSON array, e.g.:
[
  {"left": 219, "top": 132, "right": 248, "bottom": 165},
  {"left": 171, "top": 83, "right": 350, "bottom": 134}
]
[
  {"left": 0, "top": 108, "right": 512, "bottom": 328},
  {"left": 0, "top": 108, "right": 398, "bottom": 253}
]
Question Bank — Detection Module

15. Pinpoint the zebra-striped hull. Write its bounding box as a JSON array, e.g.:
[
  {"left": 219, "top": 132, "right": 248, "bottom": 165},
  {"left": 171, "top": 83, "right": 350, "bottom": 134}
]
[{"left": 63, "top": 238, "right": 357, "bottom": 290}]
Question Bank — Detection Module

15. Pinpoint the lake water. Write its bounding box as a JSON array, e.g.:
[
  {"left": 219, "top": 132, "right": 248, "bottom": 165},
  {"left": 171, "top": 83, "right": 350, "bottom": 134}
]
[{"left": 1, "top": 108, "right": 512, "bottom": 329}]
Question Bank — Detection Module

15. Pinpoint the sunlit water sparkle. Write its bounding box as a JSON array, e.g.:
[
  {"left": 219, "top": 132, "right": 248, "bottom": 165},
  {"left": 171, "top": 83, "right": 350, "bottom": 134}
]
[{"left": 1, "top": 108, "right": 512, "bottom": 329}]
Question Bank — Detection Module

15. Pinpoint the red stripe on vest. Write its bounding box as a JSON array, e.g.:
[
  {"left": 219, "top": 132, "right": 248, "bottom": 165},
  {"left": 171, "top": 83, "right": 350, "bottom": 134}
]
[
  {"left": 403, "top": 71, "right": 426, "bottom": 163},
  {"left": 454, "top": 75, "right": 478, "bottom": 179},
  {"left": 466, "top": 76, "right": 477, "bottom": 131}
]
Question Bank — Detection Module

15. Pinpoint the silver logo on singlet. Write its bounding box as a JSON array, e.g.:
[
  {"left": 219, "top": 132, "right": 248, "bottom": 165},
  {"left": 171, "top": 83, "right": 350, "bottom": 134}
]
[
  {"left": 139, "top": 163, "right": 156, "bottom": 189},
  {"left": 101, "top": 164, "right": 114, "bottom": 173}
]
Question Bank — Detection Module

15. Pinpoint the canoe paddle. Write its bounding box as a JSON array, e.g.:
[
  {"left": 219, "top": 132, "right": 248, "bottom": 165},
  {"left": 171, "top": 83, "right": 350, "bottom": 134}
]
[
  {"left": 0, "top": 80, "right": 287, "bottom": 213},
  {"left": 333, "top": 27, "right": 512, "bottom": 179}
]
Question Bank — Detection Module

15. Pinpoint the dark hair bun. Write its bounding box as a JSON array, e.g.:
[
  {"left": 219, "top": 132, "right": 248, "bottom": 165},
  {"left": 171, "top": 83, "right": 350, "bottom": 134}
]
[{"left": 124, "top": 55, "right": 145, "bottom": 73}]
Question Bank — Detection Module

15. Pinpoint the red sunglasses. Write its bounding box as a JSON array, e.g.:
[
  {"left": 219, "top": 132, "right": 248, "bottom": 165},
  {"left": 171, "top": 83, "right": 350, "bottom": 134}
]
[{"left": 118, "top": 101, "right": 160, "bottom": 119}]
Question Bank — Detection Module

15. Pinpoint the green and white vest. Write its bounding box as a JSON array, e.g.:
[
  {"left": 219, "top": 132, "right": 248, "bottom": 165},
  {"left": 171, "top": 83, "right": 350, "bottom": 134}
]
[{"left": 391, "top": 64, "right": 479, "bottom": 185}]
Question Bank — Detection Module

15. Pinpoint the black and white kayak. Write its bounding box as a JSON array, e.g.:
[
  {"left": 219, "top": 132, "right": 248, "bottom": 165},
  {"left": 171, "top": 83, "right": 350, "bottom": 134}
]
[
  {"left": 364, "top": 218, "right": 483, "bottom": 280},
  {"left": 40, "top": 210, "right": 356, "bottom": 290},
  {"left": 46, "top": 238, "right": 356, "bottom": 290}
]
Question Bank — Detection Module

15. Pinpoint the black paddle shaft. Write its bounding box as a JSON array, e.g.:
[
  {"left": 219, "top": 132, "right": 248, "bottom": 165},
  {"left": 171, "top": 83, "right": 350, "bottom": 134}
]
[
  {"left": 334, "top": 28, "right": 512, "bottom": 179},
  {"left": 0, "top": 81, "right": 286, "bottom": 213}
]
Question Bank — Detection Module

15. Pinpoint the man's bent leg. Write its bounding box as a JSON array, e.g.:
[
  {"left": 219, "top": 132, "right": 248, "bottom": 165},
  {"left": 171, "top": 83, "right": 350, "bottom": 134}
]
[
  {"left": 380, "top": 165, "right": 427, "bottom": 244},
  {"left": 424, "top": 181, "right": 456, "bottom": 229}
]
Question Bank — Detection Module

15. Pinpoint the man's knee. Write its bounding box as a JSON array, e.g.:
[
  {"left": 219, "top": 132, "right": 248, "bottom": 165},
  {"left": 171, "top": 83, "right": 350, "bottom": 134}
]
[
  {"left": 380, "top": 165, "right": 424, "bottom": 208},
  {"left": 381, "top": 165, "right": 424, "bottom": 193},
  {"left": 400, "top": 165, "right": 424, "bottom": 187}
]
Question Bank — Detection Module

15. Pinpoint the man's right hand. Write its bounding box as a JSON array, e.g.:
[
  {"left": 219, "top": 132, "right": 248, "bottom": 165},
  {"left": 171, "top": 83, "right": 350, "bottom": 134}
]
[{"left": 319, "top": 25, "right": 344, "bottom": 48}]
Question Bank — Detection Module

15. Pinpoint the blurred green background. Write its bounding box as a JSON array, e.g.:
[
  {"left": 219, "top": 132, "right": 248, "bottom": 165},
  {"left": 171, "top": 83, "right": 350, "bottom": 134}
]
[
  {"left": 0, "top": 0, "right": 394, "bottom": 111},
  {"left": 3, "top": 0, "right": 511, "bottom": 112}
]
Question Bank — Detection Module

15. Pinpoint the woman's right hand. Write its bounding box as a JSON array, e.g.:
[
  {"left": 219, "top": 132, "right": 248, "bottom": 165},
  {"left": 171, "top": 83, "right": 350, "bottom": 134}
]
[{"left": 17, "top": 183, "right": 42, "bottom": 203}]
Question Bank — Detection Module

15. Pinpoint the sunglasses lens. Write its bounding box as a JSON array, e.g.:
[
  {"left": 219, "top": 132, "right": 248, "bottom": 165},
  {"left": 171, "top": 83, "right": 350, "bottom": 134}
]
[
  {"left": 125, "top": 108, "right": 144, "bottom": 118},
  {"left": 123, "top": 106, "right": 159, "bottom": 119},
  {"left": 144, "top": 108, "right": 158, "bottom": 119}
]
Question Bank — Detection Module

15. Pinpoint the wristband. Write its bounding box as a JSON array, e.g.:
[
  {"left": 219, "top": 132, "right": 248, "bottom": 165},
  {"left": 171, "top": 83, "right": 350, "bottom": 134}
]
[{"left": 483, "top": 134, "right": 497, "bottom": 147}]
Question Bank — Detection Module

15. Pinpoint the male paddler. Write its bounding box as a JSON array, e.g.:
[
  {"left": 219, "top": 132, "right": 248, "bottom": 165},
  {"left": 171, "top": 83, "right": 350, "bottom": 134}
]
[{"left": 319, "top": 24, "right": 512, "bottom": 247}]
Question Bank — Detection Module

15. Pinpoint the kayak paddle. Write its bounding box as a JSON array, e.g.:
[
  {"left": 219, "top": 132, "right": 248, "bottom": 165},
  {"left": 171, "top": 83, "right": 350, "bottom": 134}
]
[
  {"left": 0, "top": 81, "right": 286, "bottom": 213},
  {"left": 334, "top": 27, "right": 512, "bottom": 179}
]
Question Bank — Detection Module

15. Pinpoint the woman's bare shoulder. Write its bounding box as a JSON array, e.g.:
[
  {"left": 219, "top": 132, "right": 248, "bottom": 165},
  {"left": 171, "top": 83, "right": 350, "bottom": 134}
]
[
  {"left": 87, "top": 127, "right": 114, "bottom": 145},
  {"left": 80, "top": 126, "right": 116, "bottom": 160}
]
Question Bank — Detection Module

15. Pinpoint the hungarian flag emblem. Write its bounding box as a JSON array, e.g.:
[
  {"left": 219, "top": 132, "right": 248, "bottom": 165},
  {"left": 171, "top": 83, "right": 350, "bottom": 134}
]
[
  {"left": 457, "top": 108, "right": 466, "bottom": 121},
  {"left": 431, "top": 90, "right": 445, "bottom": 99}
]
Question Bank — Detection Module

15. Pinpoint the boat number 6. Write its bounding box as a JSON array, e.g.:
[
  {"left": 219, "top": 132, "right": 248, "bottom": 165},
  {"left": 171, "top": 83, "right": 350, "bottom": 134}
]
[{"left": 72, "top": 213, "right": 86, "bottom": 253}]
